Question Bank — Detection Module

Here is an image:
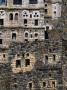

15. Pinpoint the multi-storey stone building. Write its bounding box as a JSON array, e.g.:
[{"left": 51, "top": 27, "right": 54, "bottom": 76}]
[{"left": 0, "top": 0, "right": 67, "bottom": 90}]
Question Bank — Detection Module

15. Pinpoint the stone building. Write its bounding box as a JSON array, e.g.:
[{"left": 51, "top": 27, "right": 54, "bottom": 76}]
[{"left": 0, "top": 0, "right": 67, "bottom": 90}]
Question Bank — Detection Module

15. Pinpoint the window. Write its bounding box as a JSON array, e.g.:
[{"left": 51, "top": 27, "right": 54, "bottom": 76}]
[
  {"left": 43, "top": 82, "right": 46, "bottom": 87},
  {"left": 0, "top": 0, "right": 5, "bottom": 5},
  {"left": 24, "top": 19, "right": 27, "bottom": 24},
  {"left": 0, "top": 19, "right": 4, "bottom": 25},
  {"left": 35, "top": 20, "right": 38, "bottom": 26},
  {"left": 30, "top": 14, "right": 32, "bottom": 18},
  {"left": 29, "top": 0, "right": 37, "bottom": 4},
  {"left": 53, "top": 55, "right": 56, "bottom": 61},
  {"left": 35, "top": 39, "right": 38, "bottom": 41},
  {"left": 3, "top": 54, "right": 5, "bottom": 58},
  {"left": 29, "top": 82, "right": 32, "bottom": 90},
  {"left": 52, "top": 81, "right": 55, "bottom": 88},
  {"left": 45, "top": 31, "right": 49, "bottom": 39},
  {"left": 45, "top": 55, "right": 48, "bottom": 64},
  {"left": 25, "top": 59, "right": 30, "bottom": 67},
  {"left": 25, "top": 32, "right": 28, "bottom": 37},
  {"left": 35, "top": 33, "right": 38, "bottom": 37},
  {"left": 16, "top": 60, "right": 21, "bottom": 68},
  {"left": 12, "top": 33, "right": 16, "bottom": 40},
  {"left": 45, "top": 4, "right": 47, "bottom": 7},
  {"left": 15, "top": 13, "right": 18, "bottom": 20},
  {"left": 54, "top": 11, "right": 56, "bottom": 14},
  {"left": 25, "top": 39, "right": 28, "bottom": 42},
  {"left": 46, "top": 26, "right": 49, "bottom": 30},
  {"left": 9, "top": 13, "right": 13, "bottom": 20},
  {"left": 13, "top": 0, "right": 22, "bottom": 5},
  {"left": 26, "top": 53, "right": 29, "bottom": 56},
  {"left": 45, "top": 9, "right": 47, "bottom": 14},
  {"left": 0, "top": 39, "right": 2, "bottom": 44}
]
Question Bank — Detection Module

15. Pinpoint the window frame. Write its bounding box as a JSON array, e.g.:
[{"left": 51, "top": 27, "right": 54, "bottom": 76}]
[{"left": 13, "top": 0, "right": 22, "bottom": 5}]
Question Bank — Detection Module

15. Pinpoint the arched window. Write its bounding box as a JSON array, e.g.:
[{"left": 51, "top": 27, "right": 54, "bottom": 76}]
[
  {"left": 9, "top": 13, "right": 13, "bottom": 20},
  {"left": 25, "top": 32, "right": 28, "bottom": 37},
  {"left": 15, "top": 13, "right": 18, "bottom": 20}
]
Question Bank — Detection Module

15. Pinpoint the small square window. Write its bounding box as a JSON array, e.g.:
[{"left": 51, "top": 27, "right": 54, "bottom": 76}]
[
  {"left": 25, "top": 39, "right": 28, "bottom": 42},
  {"left": 54, "top": 11, "right": 56, "bottom": 14}
]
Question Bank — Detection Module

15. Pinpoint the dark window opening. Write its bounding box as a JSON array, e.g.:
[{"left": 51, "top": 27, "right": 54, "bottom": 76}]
[
  {"left": 35, "top": 33, "right": 38, "bottom": 37},
  {"left": 52, "top": 81, "right": 55, "bottom": 88},
  {"left": 15, "top": 13, "right": 18, "bottom": 20},
  {"left": 54, "top": 11, "right": 56, "bottom": 14},
  {"left": 3, "top": 54, "right": 5, "bottom": 58},
  {"left": 53, "top": 55, "right": 56, "bottom": 61},
  {"left": 45, "top": 4, "right": 47, "bottom": 7},
  {"left": 45, "top": 31, "right": 49, "bottom": 39},
  {"left": 35, "top": 39, "right": 38, "bottom": 42},
  {"left": 12, "top": 33, "right": 16, "bottom": 40},
  {"left": 25, "top": 59, "right": 30, "bottom": 67},
  {"left": 46, "top": 26, "right": 49, "bottom": 30},
  {"left": 45, "top": 9, "right": 47, "bottom": 14},
  {"left": 0, "top": 19, "right": 4, "bottom": 25},
  {"left": 25, "top": 39, "right": 28, "bottom": 42},
  {"left": 9, "top": 13, "right": 13, "bottom": 20},
  {"left": 35, "top": 20, "right": 38, "bottom": 26},
  {"left": 0, "top": 39, "right": 2, "bottom": 44},
  {"left": 30, "top": 14, "right": 32, "bottom": 18},
  {"left": 16, "top": 60, "right": 21, "bottom": 68},
  {"left": 43, "top": 82, "right": 46, "bottom": 87},
  {"left": 29, "top": 83, "right": 32, "bottom": 89},
  {"left": 24, "top": 19, "right": 27, "bottom": 24},
  {"left": 45, "top": 55, "right": 48, "bottom": 64},
  {"left": 13, "top": 0, "right": 22, "bottom": 5},
  {"left": 25, "top": 33, "right": 28, "bottom": 37},
  {"left": 26, "top": 53, "right": 29, "bottom": 56},
  {"left": 29, "top": 0, "right": 37, "bottom": 4}
]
